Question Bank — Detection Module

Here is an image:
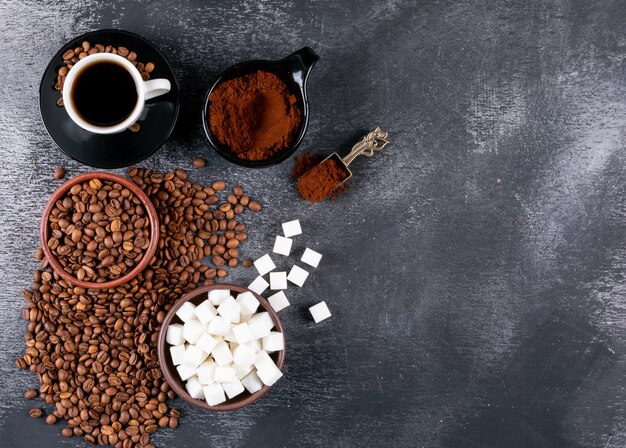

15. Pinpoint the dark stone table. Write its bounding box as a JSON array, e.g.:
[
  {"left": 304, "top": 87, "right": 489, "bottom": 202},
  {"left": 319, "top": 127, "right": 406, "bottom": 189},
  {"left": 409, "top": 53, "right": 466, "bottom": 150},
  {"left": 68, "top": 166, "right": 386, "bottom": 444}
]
[{"left": 1, "top": 1, "right": 625, "bottom": 447}]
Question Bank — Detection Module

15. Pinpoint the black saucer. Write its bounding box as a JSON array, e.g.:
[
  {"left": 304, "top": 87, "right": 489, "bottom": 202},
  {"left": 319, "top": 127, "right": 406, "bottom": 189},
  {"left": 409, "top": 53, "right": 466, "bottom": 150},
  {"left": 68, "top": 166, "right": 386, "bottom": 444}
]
[{"left": 39, "top": 29, "right": 180, "bottom": 169}]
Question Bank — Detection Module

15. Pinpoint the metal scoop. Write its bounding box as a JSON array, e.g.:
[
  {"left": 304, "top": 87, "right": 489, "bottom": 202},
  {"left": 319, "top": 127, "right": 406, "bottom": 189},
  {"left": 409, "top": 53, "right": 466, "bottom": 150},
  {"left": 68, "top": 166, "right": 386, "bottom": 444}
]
[{"left": 323, "top": 127, "right": 390, "bottom": 184}]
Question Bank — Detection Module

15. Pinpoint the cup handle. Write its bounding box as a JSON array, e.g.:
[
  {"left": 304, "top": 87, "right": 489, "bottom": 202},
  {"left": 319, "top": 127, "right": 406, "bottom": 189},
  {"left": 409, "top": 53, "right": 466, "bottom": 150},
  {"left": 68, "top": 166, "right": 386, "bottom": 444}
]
[{"left": 144, "top": 78, "right": 171, "bottom": 101}]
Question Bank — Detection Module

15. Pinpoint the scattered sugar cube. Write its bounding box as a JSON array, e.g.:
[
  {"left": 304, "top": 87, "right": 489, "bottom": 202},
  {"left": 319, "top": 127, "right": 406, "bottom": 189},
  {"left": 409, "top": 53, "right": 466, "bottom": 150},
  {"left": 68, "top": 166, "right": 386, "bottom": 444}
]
[
  {"left": 253, "top": 254, "right": 276, "bottom": 276},
  {"left": 203, "top": 383, "right": 226, "bottom": 406},
  {"left": 211, "top": 341, "right": 234, "bottom": 366},
  {"left": 273, "top": 235, "right": 293, "bottom": 256},
  {"left": 282, "top": 220, "right": 302, "bottom": 237},
  {"left": 262, "top": 332, "right": 285, "bottom": 353},
  {"left": 233, "top": 344, "right": 256, "bottom": 367},
  {"left": 170, "top": 344, "right": 186, "bottom": 366},
  {"left": 309, "top": 301, "right": 331, "bottom": 323},
  {"left": 232, "top": 323, "right": 254, "bottom": 344},
  {"left": 185, "top": 376, "right": 205, "bottom": 400},
  {"left": 247, "top": 338, "right": 262, "bottom": 352},
  {"left": 248, "top": 312, "right": 274, "bottom": 339},
  {"left": 287, "top": 265, "right": 309, "bottom": 287},
  {"left": 248, "top": 276, "right": 269, "bottom": 295},
  {"left": 197, "top": 361, "right": 217, "bottom": 385},
  {"left": 236, "top": 291, "right": 260, "bottom": 316},
  {"left": 209, "top": 289, "right": 231, "bottom": 305},
  {"left": 224, "top": 331, "right": 237, "bottom": 343},
  {"left": 301, "top": 248, "right": 322, "bottom": 268},
  {"left": 267, "top": 291, "right": 290, "bottom": 312},
  {"left": 166, "top": 324, "right": 185, "bottom": 346},
  {"left": 241, "top": 371, "right": 264, "bottom": 394},
  {"left": 196, "top": 333, "right": 219, "bottom": 355},
  {"left": 183, "top": 345, "right": 209, "bottom": 367},
  {"left": 207, "top": 316, "right": 231, "bottom": 336},
  {"left": 223, "top": 379, "right": 245, "bottom": 399},
  {"left": 176, "top": 363, "right": 196, "bottom": 381},
  {"left": 182, "top": 319, "right": 206, "bottom": 344},
  {"left": 240, "top": 313, "right": 251, "bottom": 323},
  {"left": 214, "top": 365, "right": 237, "bottom": 383},
  {"left": 270, "top": 271, "right": 287, "bottom": 290},
  {"left": 254, "top": 351, "right": 283, "bottom": 386},
  {"left": 176, "top": 302, "right": 197, "bottom": 323},
  {"left": 234, "top": 363, "right": 254, "bottom": 379},
  {"left": 194, "top": 300, "right": 217, "bottom": 324}
]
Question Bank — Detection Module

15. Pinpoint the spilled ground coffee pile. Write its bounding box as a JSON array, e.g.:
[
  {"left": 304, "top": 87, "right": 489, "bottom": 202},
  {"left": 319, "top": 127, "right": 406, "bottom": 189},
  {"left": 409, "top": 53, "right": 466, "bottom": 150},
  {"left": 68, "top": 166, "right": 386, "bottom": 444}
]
[{"left": 18, "top": 168, "right": 261, "bottom": 447}]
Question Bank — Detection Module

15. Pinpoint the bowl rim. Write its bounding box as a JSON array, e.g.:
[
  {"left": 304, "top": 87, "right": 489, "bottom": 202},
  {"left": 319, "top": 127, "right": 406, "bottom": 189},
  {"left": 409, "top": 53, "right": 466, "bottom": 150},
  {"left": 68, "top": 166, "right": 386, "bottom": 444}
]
[
  {"left": 201, "top": 58, "right": 310, "bottom": 168},
  {"left": 40, "top": 171, "right": 160, "bottom": 290},
  {"left": 157, "top": 283, "right": 286, "bottom": 411}
]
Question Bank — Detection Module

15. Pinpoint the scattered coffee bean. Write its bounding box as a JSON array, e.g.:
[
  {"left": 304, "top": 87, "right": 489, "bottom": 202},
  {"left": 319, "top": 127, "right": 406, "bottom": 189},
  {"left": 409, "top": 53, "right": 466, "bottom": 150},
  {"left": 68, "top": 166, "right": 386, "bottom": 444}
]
[
  {"left": 53, "top": 167, "right": 65, "bottom": 180},
  {"left": 20, "top": 168, "right": 262, "bottom": 447},
  {"left": 24, "top": 388, "right": 38, "bottom": 400},
  {"left": 212, "top": 181, "right": 225, "bottom": 191},
  {"left": 248, "top": 200, "right": 262, "bottom": 212},
  {"left": 192, "top": 157, "right": 206, "bottom": 169},
  {"left": 242, "top": 258, "right": 253, "bottom": 267},
  {"left": 55, "top": 97, "right": 64, "bottom": 107},
  {"left": 29, "top": 408, "right": 43, "bottom": 418},
  {"left": 129, "top": 122, "right": 141, "bottom": 133}
]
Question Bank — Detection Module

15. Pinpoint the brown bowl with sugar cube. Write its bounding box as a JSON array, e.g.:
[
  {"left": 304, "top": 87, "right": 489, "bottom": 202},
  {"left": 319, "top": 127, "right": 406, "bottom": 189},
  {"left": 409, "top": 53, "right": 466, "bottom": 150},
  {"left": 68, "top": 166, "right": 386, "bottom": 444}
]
[{"left": 157, "top": 283, "right": 286, "bottom": 411}]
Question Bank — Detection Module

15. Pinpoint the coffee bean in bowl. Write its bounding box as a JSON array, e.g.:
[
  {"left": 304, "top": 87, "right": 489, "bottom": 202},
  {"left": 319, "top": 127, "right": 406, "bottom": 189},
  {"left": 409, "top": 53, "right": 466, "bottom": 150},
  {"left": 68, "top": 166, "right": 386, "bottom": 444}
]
[
  {"left": 157, "top": 283, "right": 285, "bottom": 411},
  {"left": 40, "top": 172, "right": 159, "bottom": 289}
]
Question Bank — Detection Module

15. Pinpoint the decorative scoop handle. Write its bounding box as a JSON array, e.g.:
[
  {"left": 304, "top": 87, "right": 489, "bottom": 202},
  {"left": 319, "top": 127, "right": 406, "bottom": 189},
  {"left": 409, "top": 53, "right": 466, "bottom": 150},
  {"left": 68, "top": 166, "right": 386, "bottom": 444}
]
[{"left": 341, "top": 127, "right": 390, "bottom": 166}]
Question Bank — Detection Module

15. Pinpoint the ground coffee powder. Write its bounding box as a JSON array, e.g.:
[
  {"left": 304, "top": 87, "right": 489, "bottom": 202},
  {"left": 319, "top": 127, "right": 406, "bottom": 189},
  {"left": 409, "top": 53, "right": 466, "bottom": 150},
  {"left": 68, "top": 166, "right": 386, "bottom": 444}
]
[
  {"left": 296, "top": 157, "right": 350, "bottom": 202},
  {"left": 209, "top": 70, "right": 301, "bottom": 161}
]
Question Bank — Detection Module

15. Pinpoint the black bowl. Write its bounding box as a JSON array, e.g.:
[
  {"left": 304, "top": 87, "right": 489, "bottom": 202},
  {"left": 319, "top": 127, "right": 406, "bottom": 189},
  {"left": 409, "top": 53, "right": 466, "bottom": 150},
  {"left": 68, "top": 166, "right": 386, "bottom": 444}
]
[{"left": 202, "top": 47, "right": 319, "bottom": 168}]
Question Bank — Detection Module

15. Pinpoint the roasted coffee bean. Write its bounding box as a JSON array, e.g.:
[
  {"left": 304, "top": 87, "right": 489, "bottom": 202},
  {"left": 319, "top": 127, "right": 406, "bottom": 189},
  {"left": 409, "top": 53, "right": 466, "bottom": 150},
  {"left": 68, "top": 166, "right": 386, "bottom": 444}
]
[
  {"left": 24, "top": 388, "right": 38, "bottom": 400},
  {"left": 61, "top": 427, "right": 73, "bottom": 438},
  {"left": 248, "top": 201, "right": 262, "bottom": 212},
  {"left": 242, "top": 258, "right": 253, "bottom": 267},
  {"left": 192, "top": 157, "right": 206, "bottom": 168},
  {"left": 29, "top": 408, "right": 43, "bottom": 418},
  {"left": 46, "top": 414, "right": 58, "bottom": 425},
  {"left": 212, "top": 181, "right": 225, "bottom": 191},
  {"left": 53, "top": 167, "right": 66, "bottom": 180}
]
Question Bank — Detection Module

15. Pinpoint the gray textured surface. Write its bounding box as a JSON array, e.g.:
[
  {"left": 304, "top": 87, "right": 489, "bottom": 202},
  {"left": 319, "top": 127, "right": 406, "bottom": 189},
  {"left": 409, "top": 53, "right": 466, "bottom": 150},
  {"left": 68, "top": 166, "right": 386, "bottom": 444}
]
[{"left": 1, "top": 0, "right": 626, "bottom": 447}]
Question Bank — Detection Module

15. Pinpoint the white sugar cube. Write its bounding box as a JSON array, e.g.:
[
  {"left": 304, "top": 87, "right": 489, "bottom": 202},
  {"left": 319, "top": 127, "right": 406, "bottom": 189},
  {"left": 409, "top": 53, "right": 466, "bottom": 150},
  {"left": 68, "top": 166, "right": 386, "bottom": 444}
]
[
  {"left": 176, "top": 302, "right": 197, "bottom": 323},
  {"left": 282, "top": 219, "right": 302, "bottom": 237},
  {"left": 253, "top": 254, "right": 276, "bottom": 276},
  {"left": 241, "top": 371, "right": 264, "bottom": 394},
  {"left": 223, "top": 379, "right": 245, "bottom": 399},
  {"left": 183, "top": 345, "right": 209, "bottom": 367},
  {"left": 176, "top": 363, "right": 196, "bottom": 381},
  {"left": 232, "top": 323, "right": 254, "bottom": 344},
  {"left": 267, "top": 291, "right": 290, "bottom": 312},
  {"left": 233, "top": 344, "right": 256, "bottom": 367},
  {"left": 217, "top": 297, "right": 241, "bottom": 323},
  {"left": 248, "top": 276, "right": 269, "bottom": 295},
  {"left": 203, "top": 383, "right": 226, "bottom": 406},
  {"left": 273, "top": 235, "right": 293, "bottom": 256},
  {"left": 254, "top": 351, "right": 283, "bottom": 386},
  {"left": 236, "top": 291, "right": 259, "bottom": 315},
  {"left": 269, "top": 271, "right": 287, "bottom": 290},
  {"left": 224, "top": 331, "right": 237, "bottom": 343},
  {"left": 211, "top": 341, "right": 233, "bottom": 366},
  {"left": 247, "top": 338, "right": 262, "bottom": 352},
  {"left": 196, "top": 333, "right": 219, "bottom": 355},
  {"left": 207, "top": 316, "right": 231, "bottom": 336},
  {"left": 194, "top": 300, "right": 217, "bottom": 324},
  {"left": 170, "top": 344, "right": 186, "bottom": 366},
  {"left": 309, "top": 301, "right": 331, "bottom": 323},
  {"left": 287, "top": 265, "right": 309, "bottom": 287},
  {"left": 234, "top": 363, "right": 254, "bottom": 379},
  {"left": 209, "top": 289, "right": 231, "bottom": 305},
  {"left": 182, "top": 319, "right": 206, "bottom": 344},
  {"left": 301, "top": 248, "right": 322, "bottom": 268},
  {"left": 248, "top": 312, "right": 274, "bottom": 339},
  {"left": 262, "top": 332, "right": 285, "bottom": 353},
  {"left": 214, "top": 365, "right": 236, "bottom": 383},
  {"left": 166, "top": 324, "right": 185, "bottom": 346},
  {"left": 185, "top": 376, "right": 205, "bottom": 400},
  {"left": 197, "top": 361, "right": 217, "bottom": 385}
]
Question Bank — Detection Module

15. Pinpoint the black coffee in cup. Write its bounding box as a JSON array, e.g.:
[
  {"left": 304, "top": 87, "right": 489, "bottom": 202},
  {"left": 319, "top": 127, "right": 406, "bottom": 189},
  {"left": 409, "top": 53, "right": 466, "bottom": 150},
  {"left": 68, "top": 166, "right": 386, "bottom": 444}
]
[{"left": 71, "top": 60, "right": 138, "bottom": 127}]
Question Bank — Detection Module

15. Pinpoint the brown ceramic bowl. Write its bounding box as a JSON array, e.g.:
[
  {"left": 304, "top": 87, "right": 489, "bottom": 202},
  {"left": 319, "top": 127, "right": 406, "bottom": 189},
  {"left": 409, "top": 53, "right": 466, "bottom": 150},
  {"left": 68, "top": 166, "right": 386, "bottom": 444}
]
[
  {"left": 40, "top": 172, "right": 160, "bottom": 290},
  {"left": 157, "top": 283, "right": 286, "bottom": 411}
]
